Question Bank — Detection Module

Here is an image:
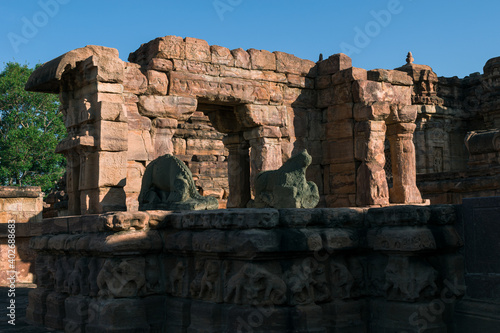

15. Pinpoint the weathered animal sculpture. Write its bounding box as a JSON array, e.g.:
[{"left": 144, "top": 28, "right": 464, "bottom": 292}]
[
  {"left": 249, "top": 150, "right": 319, "bottom": 208},
  {"left": 138, "top": 154, "right": 219, "bottom": 210}
]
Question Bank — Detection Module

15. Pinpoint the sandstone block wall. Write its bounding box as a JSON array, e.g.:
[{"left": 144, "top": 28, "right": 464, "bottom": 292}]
[
  {"left": 172, "top": 111, "right": 229, "bottom": 208},
  {"left": 26, "top": 36, "right": 429, "bottom": 213},
  {"left": 0, "top": 186, "right": 43, "bottom": 223},
  {"left": 318, "top": 59, "right": 423, "bottom": 207},
  {"left": 0, "top": 186, "right": 43, "bottom": 286},
  {"left": 405, "top": 56, "right": 500, "bottom": 204},
  {"left": 28, "top": 35, "right": 500, "bottom": 212},
  {"left": 125, "top": 37, "right": 321, "bottom": 210},
  {"left": 28, "top": 37, "right": 338, "bottom": 213}
]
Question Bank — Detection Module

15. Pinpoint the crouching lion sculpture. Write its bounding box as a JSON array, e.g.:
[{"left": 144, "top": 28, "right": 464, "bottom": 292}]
[
  {"left": 249, "top": 150, "right": 319, "bottom": 209},
  {"left": 138, "top": 154, "right": 219, "bottom": 211}
]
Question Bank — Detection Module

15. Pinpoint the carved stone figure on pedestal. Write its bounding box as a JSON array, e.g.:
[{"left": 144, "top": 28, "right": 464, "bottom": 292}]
[
  {"left": 190, "top": 259, "right": 204, "bottom": 297},
  {"left": 248, "top": 150, "right": 319, "bottom": 208},
  {"left": 67, "top": 257, "right": 89, "bottom": 295},
  {"left": 138, "top": 154, "right": 219, "bottom": 210}
]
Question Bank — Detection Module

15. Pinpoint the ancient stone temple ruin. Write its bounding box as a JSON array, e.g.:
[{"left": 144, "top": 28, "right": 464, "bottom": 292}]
[
  {"left": 22, "top": 36, "right": 500, "bottom": 332},
  {"left": 25, "top": 37, "right": 429, "bottom": 214}
]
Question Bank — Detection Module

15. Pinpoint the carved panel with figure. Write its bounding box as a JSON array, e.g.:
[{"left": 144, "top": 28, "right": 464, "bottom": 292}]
[
  {"left": 96, "top": 258, "right": 146, "bottom": 298},
  {"left": 224, "top": 263, "right": 287, "bottom": 306}
]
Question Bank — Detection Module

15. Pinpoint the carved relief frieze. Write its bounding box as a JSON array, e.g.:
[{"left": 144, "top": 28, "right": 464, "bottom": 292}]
[{"left": 96, "top": 258, "right": 146, "bottom": 298}]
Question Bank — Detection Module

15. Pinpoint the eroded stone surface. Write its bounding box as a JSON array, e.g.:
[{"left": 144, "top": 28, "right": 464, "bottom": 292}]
[
  {"left": 0, "top": 186, "right": 43, "bottom": 286},
  {"left": 26, "top": 206, "right": 464, "bottom": 332},
  {"left": 25, "top": 35, "right": 453, "bottom": 214},
  {"left": 138, "top": 154, "right": 219, "bottom": 210},
  {"left": 249, "top": 150, "right": 320, "bottom": 208}
]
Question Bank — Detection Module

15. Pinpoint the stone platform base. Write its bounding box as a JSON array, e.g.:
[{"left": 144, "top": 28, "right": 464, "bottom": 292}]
[{"left": 26, "top": 206, "right": 463, "bottom": 332}]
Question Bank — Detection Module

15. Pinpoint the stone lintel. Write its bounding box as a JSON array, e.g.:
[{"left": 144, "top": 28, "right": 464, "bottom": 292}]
[
  {"left": 465, "top": 129, "right": 500, "bottom": 155},
  {"left": 25, "top": 45, "right": 120, "bottom": 93}
]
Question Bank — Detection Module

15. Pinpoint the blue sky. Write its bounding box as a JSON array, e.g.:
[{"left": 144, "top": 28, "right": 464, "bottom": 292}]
[{"left": 1, "top": 0, "right": 499, "bottom": 78}]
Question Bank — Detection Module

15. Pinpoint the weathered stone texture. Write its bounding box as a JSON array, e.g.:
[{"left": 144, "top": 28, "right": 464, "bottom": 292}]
[
  {"left": 26, "top": 205, "right": 463, "bottom": 332},
  {"left": 249, "top": 150, "right": 320, "bottom": 208},
  {"left": 21, "top": 35, "right": 500, "bottom": 333},
  {"left": 138, "top": 154, "right": 219, "bottom": 211},
  {"left": 0, "top": 186, "right": 43, "bottom": 286},
  {"left": 397, "top": 55, "right": 500, "bottom": 204},
  {"left": 26, "top": 35, "right": 500, "bottom": 215}
]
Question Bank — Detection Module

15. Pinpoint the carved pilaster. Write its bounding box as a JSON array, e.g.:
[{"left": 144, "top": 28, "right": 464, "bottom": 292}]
[
  {"left": 387, "top": 122, "right": 423, "bottom": 204},
  {"left": 355, "top": 120, "right": 390, "bottom": 206}
]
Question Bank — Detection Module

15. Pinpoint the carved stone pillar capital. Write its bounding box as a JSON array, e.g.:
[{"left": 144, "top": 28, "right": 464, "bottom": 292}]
[{"left": 387, "top": 122, "right": 416, "bottom": 137}]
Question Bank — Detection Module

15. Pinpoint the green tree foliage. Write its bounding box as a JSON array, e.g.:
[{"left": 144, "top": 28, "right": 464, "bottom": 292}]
[{"left": 0, "top": 62, "right": 66, "bottom": 193}]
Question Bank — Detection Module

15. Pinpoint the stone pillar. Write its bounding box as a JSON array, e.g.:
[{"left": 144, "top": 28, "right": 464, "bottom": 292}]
[
  {"left": 387, "top": 119, "right": 423, "bottom": 204},
  {"left": 151, "top": 118, "right": 178, "bottom": 159},
  {"left": 244, "top": 126, "right": 282, "bottom": 196},
  {"left": 354, "top": 120, "right": 390, "bottom": 206},
  {"left": 223, "top": 134, "right": 251, "bottom": 208},
  {"left": 25, "top": 46, "right": 129, "bottom": 215},
  {"left": 53, "top": 49, "right": 128, "bottom": 215},
  {"left": 65, "top": 151, "right": 81, "bottom": 215}
]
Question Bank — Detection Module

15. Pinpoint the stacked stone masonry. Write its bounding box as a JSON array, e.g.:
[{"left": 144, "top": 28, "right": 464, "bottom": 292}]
[
  {"left": 26, "top": 205, "right": 463, "bottom": 332},
  {"left": 397, "top": 56, "right": 500, "bottom": 204},
  {"left": 0, "top": 186, "right": 43, "bottom": 286},
  {"left": 26, "top": 36, "right": 434, "bottom": 214}
]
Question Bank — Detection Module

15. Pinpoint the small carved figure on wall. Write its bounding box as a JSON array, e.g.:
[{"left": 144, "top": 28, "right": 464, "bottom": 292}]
[
  {"left": 190, "top": 259, "right": 205, "bottom": 297},
  {"left": 169, "top": 261, "right": 185, "bottom": 297},
  {"left": 199, "top": 260, "right": 220, "bottom": 301},
  {"left": 384, "top": 256, "right": 438, "bottom": 301},
  {"left": 66, "top": 257, "right": 89, "bottom": 295},
  {"left": 330, "top": 258, "right": 354, "bottom": 299}
]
